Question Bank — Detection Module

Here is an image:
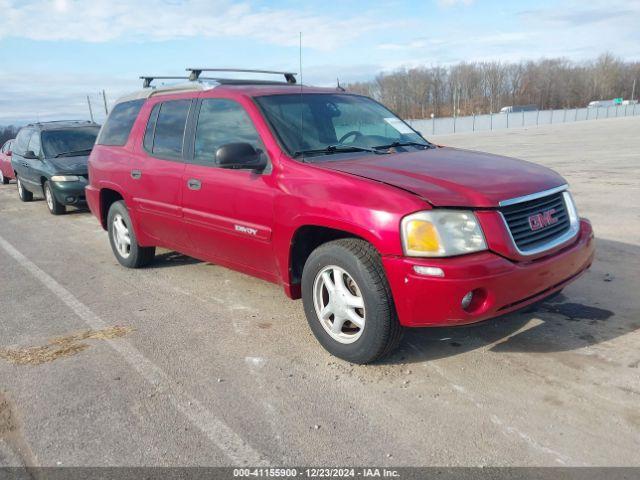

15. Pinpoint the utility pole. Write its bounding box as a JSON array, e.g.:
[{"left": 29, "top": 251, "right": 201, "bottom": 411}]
[
  {"left": 632, "top": 79, "right": 636, "bottom": 102},
  {"left": 87, "top": 95, "right": 95, "bottom": 122},
  {"left": 102, "top": 90, "right": 109, "bottom": 115}
]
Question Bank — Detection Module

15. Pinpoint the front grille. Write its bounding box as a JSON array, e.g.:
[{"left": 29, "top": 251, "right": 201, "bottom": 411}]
[{"left": 500, "top": 191, "right": 570, "bottom": 252}]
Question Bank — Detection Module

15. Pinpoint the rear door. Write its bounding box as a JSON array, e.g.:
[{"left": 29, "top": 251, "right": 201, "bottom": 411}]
[
  {"left": 12, "top": 128, "right": 34, "bottom": 186},
  {"left": 127, "top": 98, "right": 192, "bottom": 251},
  {"left": 181, "top": 97, "right": 277, "bottom": 278}
]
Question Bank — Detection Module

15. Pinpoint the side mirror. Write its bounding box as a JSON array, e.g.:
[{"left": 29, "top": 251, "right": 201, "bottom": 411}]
[
  {"left": 23, "top": 150, "right": 38, "bottom": 160},
  {"left": 6, "top": 150, "right": 11, "bottom": 157},
  {"left": 216, "top": 143, "right": 267, "bottom": 171}
]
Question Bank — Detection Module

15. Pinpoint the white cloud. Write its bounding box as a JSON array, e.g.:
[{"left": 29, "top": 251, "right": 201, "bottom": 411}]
[
  {"left": 0, "top": 72, "right": 136, "bottom": 125},
  {"left": 437, "top": 0, "right": 475, "bottom": 7},
  {"left": 0, "top": 0, "right": 398, "bottom": 51}
]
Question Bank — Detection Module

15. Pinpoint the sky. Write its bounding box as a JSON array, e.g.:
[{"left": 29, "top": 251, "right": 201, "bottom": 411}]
[{"left": 0, "top": 0, "right": 639, "bottom": 124}]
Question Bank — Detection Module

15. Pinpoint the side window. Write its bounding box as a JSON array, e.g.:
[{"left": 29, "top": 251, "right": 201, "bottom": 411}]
[
  {"left": 150, "top": 100, "right": 191, "bottom": 160},
  {"left": 14, "top": 129, "right": 33, "bottom": 156},
  {"left": 143, "top": 104, "right": 161, "bottom": 152},
  {"left": 28, "top": 133, "right": 42, "bottom": 157},
  {"left": 97, "top": 99, "right": 145, "bottom": 146},
  {"left": 194, "top": 99, "right": 263, "bottom": 166}
]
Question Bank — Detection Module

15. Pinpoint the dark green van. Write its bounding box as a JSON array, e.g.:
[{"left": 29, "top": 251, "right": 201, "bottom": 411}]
[{"left": 11, "top": 121, "right": 100, "bottom": 214}]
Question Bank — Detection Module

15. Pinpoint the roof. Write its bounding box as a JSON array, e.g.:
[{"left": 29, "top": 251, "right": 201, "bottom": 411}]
[
  {"left": 113, "top": 81, "right": 342, "bottom": 106},
  {"left": 25, "top": 120, "right": 100, "bottom": 131},
  {"left": 216, "top": 84, "right": 340, "bottom": 96}
]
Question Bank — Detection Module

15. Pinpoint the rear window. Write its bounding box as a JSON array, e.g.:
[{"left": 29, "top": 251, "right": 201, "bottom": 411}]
[
  {"left": 147, "top": 100, "right": 191, "bottom": 160},
  {"left": 97, "top": 99, "right": 144, "bottom": 146}
]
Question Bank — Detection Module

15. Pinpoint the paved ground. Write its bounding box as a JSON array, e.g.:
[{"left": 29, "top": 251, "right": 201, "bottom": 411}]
[{"left": 0, "top": 117, "right": 638, "bottom": 468}]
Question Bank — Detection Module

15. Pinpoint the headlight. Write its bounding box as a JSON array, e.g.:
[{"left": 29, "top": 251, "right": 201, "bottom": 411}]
[
  {"left": 51, "top": 175, "right": 81, "bottom": 182},
  {"left": 401, "top": 210, "right": 487, "bottom": 257}
]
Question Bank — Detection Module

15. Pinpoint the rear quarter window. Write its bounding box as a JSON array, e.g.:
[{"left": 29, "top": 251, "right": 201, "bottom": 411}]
[
  {"left": 97, "top": 99, "right": 145, "bottom": 146},
  {"left": 13, "top": 128, "right": 33, "bottom": 156}
]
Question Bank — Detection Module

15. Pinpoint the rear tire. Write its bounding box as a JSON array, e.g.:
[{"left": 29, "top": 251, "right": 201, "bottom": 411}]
[
  {"left": 1, "top": 171, "right": 9, "bottom": 184},
  {"left": 44, "top": 181, "right": 66, "bottom": 215},
  {"left": 107, "top": 200, "right": 155, "bottom": 268},
  {"left": 16, "top": 176, "right": 33, "bottom": 202},
  {"left": 301, "top": 238, "right": 403, "bottom": 364}
]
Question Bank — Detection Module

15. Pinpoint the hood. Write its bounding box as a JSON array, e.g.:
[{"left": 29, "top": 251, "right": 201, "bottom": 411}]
[
  {"left": 47, "top": 155, "right": 89, "bottom": 174},
  {"left": 314, "top": 147, "right": 566, "bottom": 207}
]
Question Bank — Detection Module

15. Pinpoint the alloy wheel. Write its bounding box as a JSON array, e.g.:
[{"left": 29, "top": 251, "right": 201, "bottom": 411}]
[
  {"left": 45, "top": 184, "right": 54, "bottom": 211},
  {"left": 112, "top": 213, "right": 132, "bottom": 258},
  {"left": 312, "top": 265, "right": 366, "bottom": 344}
]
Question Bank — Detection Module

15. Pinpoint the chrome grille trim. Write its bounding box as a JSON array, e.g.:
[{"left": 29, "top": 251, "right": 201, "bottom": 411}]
[
  {"left": 498, "top": 184, "right": 568, "bottom": 207},
  {"left": 499, "top": 189, "right": 580, "bottom": 256}
]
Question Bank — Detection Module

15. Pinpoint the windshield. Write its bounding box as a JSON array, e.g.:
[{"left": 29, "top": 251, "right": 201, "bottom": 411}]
[
  {"left": 255, "top": 94, "right": 429, "bottom": 159},
  {"left": 42, "top": 126, "right": 100, "bottom": 158}
]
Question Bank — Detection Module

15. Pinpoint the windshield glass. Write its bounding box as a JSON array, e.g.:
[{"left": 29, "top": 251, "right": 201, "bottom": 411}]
[
  {"left": 255, "top": 94, "right": 428, "bottom": 158},
  {"left": 42, "top": 126, "right": 100, "bottom": 158}
]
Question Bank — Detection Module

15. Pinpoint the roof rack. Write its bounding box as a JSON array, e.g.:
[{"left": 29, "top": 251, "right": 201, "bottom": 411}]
[
  {"left": 140, "top": 76, "right": 192, "bottom": 88},
  {"left": 186, "top": 68, "right": 297, "bottom": 84},
  {"left": 26, "top": 120, "right": 97, "bottom": 127}
]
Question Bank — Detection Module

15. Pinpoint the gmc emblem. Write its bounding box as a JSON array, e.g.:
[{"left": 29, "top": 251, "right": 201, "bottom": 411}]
[{"left": 528, "top": 208, "right": 558, "bottom": 231}]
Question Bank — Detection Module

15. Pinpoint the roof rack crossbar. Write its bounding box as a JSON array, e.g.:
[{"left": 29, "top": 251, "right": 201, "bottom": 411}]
[
  {"left": 186, "top": 68, "right": 297, "bottom": 84},
  {"left": 140, "top": 76, "right": 193, "bottom": 88}
]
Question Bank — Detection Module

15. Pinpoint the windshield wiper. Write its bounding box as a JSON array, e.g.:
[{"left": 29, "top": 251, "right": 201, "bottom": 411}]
[
  {"left": 54, "top": 148, "right": 93, "bottom": 158},
  {"left": 292, "top": 145, "right": 388, "bottom": 158},
  {"left": 373, "top": 141, "right": 432, "bottom": 150}
]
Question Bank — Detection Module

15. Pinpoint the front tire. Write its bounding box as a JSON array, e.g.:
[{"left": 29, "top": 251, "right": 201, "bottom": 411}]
[
  {"left": 16, "top": 176, "right": 33, "bottom": 202},
  {"left": 301, "top": 238, "right": 403, "bottom": 364},
  {"left": 1, "top": 171, "right": 9, "bottom": 185},
  {"left": 107, "top": 200, "right": 155, "bottom": 268},
  {"left": 44, "top": 181, "right": 66, "bottom": 215}
]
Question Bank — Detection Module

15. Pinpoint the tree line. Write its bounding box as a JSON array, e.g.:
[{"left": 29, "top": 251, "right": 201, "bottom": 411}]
[
  {"left": 346, "top": 53, "right": 640, "bottom": 119},
  {"left": 0, "top": 125, "right": 20, "bottom": 147}
]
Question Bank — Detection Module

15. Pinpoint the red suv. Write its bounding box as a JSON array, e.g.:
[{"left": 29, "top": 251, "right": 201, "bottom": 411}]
[
  {"left": 1, "top": 139, "right": 15, "bottom": 184},
  {"left": 86, "top": 69, "right": 595, "bottom": 363}
]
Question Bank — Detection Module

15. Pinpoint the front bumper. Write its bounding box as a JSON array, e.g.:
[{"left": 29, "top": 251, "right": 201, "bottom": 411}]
[
  {"left": 51, "top": 180, "right": 87, "bottom": 205},
  {"left": 382, "top": 219, "right": 595, "bottom": 327}
]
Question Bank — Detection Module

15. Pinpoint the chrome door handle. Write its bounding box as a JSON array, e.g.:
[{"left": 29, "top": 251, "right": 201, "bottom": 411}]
[
  {"left": 187, "top": 178, "right": 201, "bottom": 190},
  {"left": 130, "top": 169, "right": 142, "bottom": 179}
]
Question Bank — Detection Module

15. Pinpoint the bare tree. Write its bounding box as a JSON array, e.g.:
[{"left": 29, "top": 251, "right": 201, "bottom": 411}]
[{"left": 346, "top": 54, "right": 640, "bottom": 119}]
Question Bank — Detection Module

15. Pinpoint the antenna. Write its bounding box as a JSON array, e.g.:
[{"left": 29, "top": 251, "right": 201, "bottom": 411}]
[
  {"left": 86, "top": 95, "right": 95, "bottom": 122},
  {"left": 102, "top": 89, "right": 109, "bottom": 115},
  {"left": 299, "top": 32, "right": 304, "bottom": 162}
]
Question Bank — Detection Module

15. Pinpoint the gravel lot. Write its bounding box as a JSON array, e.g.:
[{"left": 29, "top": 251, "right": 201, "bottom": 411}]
[{"left": 0, "top": 116, "right": 639, "bottom": 468}]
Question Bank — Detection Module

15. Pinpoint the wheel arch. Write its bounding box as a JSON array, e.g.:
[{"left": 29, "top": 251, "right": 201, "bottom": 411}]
[
  {"left": 99, "top": 187, "right": 125, "bottom": 230},
  {"left": 286, "top": 223, "right": 381, "bottom": 299}
]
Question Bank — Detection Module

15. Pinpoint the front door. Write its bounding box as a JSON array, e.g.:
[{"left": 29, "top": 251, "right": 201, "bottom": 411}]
[
  {"left": 182, "top": 97, "right": 277, "bottom": 279},
  {"left": 24, "top": 132, "right": 44, "bottom": 192},
  {"left": 127, "top": 99, "right": 192, "bottom": 250}
]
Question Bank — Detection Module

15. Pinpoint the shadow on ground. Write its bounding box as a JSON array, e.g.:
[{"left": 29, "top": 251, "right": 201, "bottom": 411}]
[
  {"left": 151, "top": 251, "right": 203, "bottom": 268},
  {"left": 383, "top": 237, "right": 639, "bottom": 365}
]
